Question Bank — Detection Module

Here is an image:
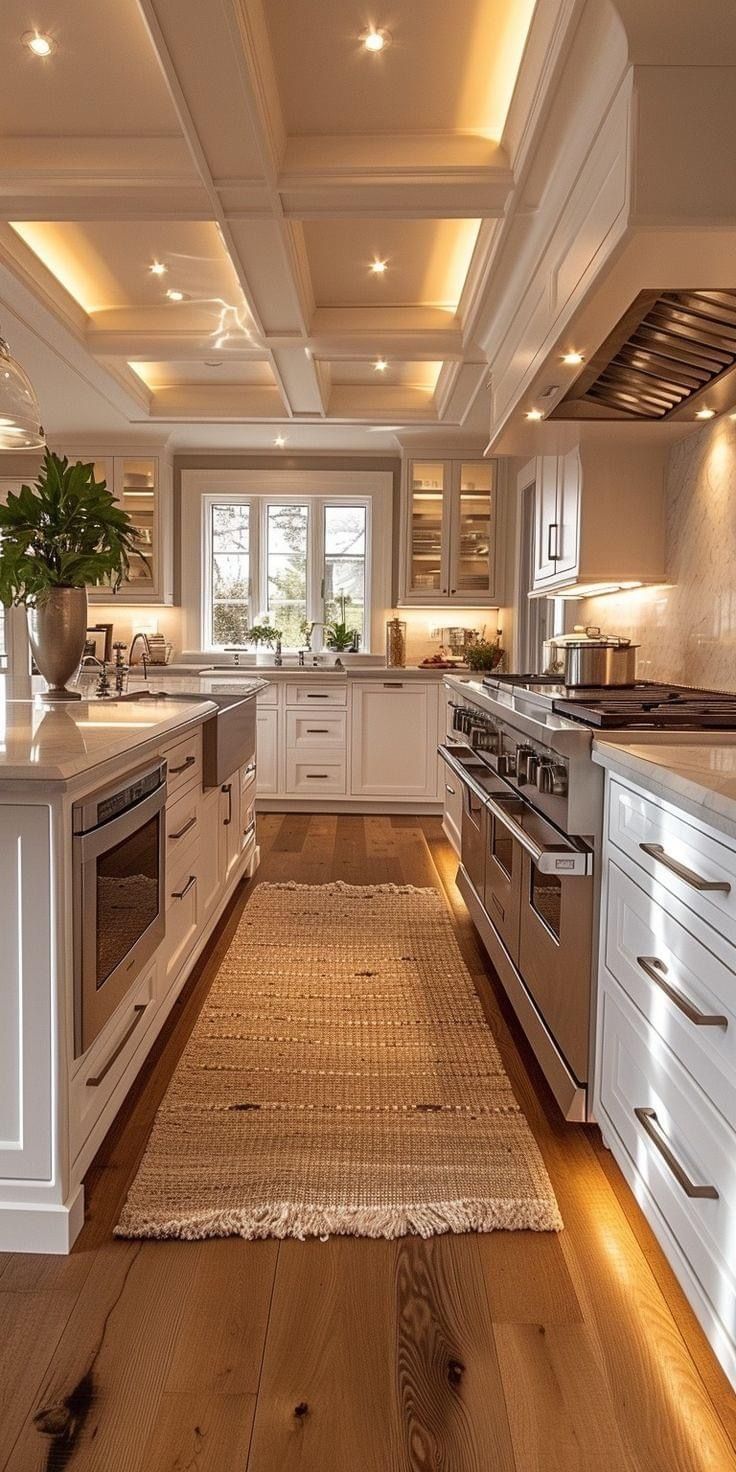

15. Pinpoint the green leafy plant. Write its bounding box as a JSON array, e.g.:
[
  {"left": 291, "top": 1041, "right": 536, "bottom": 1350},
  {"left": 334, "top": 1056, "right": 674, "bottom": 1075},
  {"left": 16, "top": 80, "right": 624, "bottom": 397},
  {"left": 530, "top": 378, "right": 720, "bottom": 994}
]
[
  {"left": 243, "top": 622, "right": 281, "bottom": 648},
  {"left": 325, "top": 594, "right": 359, "bottom": 651},
  {"left": 465, "top": 637, "right": 504, "bottom": 672},
  {"left": 0, "top": 450, "right": 144, "bottom": 606}
]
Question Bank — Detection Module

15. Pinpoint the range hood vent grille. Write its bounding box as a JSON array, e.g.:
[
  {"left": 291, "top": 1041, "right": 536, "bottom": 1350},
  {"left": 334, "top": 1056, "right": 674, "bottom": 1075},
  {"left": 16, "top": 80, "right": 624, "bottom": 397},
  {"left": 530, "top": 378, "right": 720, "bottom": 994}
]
[{"left": 550, "top": 289, "right": 736, "bottom": 421}]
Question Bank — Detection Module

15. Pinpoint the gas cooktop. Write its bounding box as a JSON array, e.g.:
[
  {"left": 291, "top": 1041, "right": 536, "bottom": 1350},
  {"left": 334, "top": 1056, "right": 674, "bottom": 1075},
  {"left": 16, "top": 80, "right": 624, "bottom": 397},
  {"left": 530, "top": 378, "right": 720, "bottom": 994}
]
[{"left": 483, "top": 676, "right": 736, "bottom": 730}]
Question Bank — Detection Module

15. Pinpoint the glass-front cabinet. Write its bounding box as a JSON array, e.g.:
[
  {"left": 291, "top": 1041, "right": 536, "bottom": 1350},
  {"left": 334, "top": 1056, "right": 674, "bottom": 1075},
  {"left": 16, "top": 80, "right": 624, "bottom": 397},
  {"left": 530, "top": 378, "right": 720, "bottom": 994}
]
[
  {"left": 401, "top": 457, "right": 498, "bottom": 605},
  {"left": 86, "top": 454, "right": 171, "bottom": 604}
]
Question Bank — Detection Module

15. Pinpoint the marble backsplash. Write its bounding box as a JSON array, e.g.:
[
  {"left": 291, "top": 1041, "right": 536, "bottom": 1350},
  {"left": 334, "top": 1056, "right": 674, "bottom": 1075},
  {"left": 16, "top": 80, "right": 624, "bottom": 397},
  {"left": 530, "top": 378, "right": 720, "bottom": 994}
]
[{"left": 578, "top": 415, "right": 736, "bottom": 691}]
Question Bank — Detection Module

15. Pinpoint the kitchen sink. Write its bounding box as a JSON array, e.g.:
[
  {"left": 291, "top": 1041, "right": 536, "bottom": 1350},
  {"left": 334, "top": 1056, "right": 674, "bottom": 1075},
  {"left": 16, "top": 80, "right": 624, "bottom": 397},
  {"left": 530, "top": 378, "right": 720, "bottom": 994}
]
[{"left": 117, "top": 687, "right": 257, "bottom": 787}]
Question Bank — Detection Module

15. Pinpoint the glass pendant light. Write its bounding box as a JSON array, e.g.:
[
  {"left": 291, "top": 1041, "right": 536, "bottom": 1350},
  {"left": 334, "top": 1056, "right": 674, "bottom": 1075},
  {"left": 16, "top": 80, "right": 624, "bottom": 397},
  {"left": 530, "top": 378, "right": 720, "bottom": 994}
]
[{"left": 0, "top": 327, "right": 44, "bottom": 449}]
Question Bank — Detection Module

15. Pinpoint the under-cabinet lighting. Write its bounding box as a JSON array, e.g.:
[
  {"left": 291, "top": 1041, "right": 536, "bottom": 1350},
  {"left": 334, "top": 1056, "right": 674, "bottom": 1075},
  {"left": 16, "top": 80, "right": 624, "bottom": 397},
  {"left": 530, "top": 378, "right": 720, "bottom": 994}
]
[
  {"left": 22, "top": 31, "right": 54, "bottom": 56},
  {"left": 561, "top": 350, "right": 584, "bottom": 366},
  {"left": 166, "top": 288, "right": 185, "bottom": 302},
  {"left": 373, "top": 358, "right": 388, "bottom": 372}
]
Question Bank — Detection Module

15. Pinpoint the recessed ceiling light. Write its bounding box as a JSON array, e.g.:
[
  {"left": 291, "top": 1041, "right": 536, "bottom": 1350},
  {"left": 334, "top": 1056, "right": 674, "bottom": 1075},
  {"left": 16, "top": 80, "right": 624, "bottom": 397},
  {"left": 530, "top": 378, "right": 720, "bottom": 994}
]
[
  {"left": 370, "top": 259, "right": 387, "bottom": 275},
  {"left": 166, "top": 288, "right": 185, "bottom": 302},
  {"left": 526, "top": 408, "right": 544, "bottom": 421},
  {"left": 22, "top": 31, "right": 54, "bottom": 56},
  {"left": 696, "top": 406, "right": 715, "bottom": 419},
  {"left": 362, "top": 27, "right": 390, "bottom": 52},
  {"left": 149, "top": 261, "right": 167, "bottom": 277},
  {"left": 373, "top": 358, "right": 388, "bottom": 372},
  {"left": 561, "top": 350, "right": 584, "bottom": 366},
  {"left": 274, "top": 435, "right": 286, "bottom": 448}
]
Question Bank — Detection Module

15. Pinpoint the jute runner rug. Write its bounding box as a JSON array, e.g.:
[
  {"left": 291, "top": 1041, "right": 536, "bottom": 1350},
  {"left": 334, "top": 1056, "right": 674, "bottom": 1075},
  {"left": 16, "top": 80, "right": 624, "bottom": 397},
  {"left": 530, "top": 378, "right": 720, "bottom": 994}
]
[{"left": 115, "top": 881, "right": 562, "bottom": 1240}]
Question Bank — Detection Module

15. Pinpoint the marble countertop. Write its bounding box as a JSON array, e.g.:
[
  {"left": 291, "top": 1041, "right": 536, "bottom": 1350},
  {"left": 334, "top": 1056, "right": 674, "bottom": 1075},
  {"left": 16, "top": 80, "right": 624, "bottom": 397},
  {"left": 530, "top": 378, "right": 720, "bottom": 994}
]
[
  {"left": 121, "top": 664, "right": 469, "bottom": 689},
  {"left": 593, "top": 738, "right": 736, "bottom": 843},
  {"left": 0, "top": 693, "right": 215, "bottom": 782}
]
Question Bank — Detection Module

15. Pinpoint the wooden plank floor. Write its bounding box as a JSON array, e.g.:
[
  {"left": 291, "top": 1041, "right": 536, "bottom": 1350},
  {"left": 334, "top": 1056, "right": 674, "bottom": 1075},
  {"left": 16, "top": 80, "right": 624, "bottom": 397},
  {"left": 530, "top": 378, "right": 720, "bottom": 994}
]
[{"left": 1, "top": 814, "right": 735, "bottom": 1471}]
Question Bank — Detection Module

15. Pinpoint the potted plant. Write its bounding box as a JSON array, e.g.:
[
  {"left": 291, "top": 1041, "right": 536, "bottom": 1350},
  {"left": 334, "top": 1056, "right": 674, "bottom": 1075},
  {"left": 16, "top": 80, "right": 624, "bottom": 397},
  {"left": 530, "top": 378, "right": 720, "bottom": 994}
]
[
  {"left": 0, "top": 450, "right": 143, "bottom": 700},
  {"left": 325, "top": 595, "right": 360, "bottom": 654},
  {"left": 465, "top": 635, "right": 505, "bottom": 673},
  {"left": 243, "top": 621, "right": 281, "bottom": 663}
]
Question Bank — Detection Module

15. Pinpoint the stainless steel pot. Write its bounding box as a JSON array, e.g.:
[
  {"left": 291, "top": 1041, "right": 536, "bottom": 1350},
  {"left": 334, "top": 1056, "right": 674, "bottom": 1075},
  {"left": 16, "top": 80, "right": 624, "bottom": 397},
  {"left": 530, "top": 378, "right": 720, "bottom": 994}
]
[{"left": 563, "top": 637, "right": 638, "bottom": 687}]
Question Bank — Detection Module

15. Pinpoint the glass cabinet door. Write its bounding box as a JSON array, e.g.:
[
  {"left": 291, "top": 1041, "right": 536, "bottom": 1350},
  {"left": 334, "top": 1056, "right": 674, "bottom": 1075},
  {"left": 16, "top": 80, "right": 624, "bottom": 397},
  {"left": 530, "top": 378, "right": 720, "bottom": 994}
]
[
  {"left": 408, "top": 461, "right": 447, "bottom": 596},
  {"left": 116, "top": 457, "right": 156, "bottom": 592},
  {"left": 451, "top": 461, "right": 495, "bottom": 598}
]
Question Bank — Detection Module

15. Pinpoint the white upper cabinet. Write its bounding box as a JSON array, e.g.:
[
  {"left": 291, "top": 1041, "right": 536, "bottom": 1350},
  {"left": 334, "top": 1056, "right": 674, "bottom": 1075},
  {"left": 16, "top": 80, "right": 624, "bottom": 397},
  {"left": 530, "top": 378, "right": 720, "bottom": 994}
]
[
  {"left": 399, "top": 458, "right": 499, "bottom": 606},
  {"left": 78, "top": 452, "right": 173, "bottom": 605},
  {"left": 529, "top": 443, "right": 665, "bottom": 597}
]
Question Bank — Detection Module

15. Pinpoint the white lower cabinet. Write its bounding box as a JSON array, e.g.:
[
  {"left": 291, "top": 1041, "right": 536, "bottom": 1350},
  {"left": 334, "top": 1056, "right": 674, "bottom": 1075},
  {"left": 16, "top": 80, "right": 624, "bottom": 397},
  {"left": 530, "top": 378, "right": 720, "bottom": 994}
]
[
  {"left": 256, "top": 706, "right": 279, "bottom": 793},
  {"left": 596, "top": 769, "right": 736, "bottom": 1390},
  {"left": 219, "top": 773, "right": 242, "bottom": 888},
  {"left": 350, "top": 680, "right": 439, "bottom": 799}
]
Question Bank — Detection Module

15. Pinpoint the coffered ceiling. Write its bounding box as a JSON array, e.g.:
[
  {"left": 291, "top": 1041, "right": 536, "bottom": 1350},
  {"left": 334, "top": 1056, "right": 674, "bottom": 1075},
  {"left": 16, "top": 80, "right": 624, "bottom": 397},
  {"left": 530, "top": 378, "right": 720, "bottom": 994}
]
[{"left": 0, "top": 0, "right": 539, "bottom": 445}]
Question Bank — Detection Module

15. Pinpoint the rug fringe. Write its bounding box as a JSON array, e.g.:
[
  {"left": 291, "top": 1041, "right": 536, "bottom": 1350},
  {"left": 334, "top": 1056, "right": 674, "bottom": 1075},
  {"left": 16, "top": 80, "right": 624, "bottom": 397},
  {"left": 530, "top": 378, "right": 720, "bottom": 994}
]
[
  {"left": 259, "top": 880, "right": 436, "bottom": 895},
  {"left": 114, "top": 1196, "right": 563, "bottom": 1242}
]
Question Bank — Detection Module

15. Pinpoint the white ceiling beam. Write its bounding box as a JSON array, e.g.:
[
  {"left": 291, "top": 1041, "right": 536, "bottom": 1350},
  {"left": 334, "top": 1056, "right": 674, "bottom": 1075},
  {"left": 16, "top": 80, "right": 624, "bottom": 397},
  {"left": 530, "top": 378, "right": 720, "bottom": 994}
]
[{"left": 0, "top": 136, "right": 211, "bottom": 221}]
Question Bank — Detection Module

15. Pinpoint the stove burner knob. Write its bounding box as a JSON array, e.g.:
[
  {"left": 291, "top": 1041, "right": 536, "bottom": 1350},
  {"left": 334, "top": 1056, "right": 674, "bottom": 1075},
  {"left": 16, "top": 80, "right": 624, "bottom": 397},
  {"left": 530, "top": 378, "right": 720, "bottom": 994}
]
[
  {"left": 526, "top": 753, "right": 540, "bottom": 785},
  {"left": 515, "top": 744, "right": 535, "bottom": 783},
  {"left": 497, "top": 752, "right": 516, "bottom": 778},
  {"left": 536, "top": 761, "right": 554, "bottom": 793}
]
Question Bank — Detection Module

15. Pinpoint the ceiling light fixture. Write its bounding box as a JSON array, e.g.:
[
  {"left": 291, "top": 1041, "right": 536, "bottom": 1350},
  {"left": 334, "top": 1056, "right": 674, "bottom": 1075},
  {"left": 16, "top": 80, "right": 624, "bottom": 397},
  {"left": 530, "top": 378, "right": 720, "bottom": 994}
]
[
  {"left": 166, "top": 288, "right": 185, "bottom": 302},
  {"left": 22, "top": 31, "right": 54, "bottom": 56},
  {"left": 696, "top": 406, "right": 715, "bottom": 419},
  {"left": 526, "top": 408, "right": 543, "bottom": 421},
  {"left": 0, "top": 325, "right": 45, "bottom": 449},
  {"left": 370, "top": 259, "right": 387, "bottom": 275},
  {"left": 373, "top": 358, "right": 388, "bottom": 372},
  {"left": 274, "top": 435, "right": 286, "bottom": 448},
  {"left": 149, "top": 261, "right": 167, "bottom": 277},
  {"left": 362, "top": 27, "right": 390, "bottom": 52},
  {"left": 561, "top": 350, "right": 584, "bottom": 366}
]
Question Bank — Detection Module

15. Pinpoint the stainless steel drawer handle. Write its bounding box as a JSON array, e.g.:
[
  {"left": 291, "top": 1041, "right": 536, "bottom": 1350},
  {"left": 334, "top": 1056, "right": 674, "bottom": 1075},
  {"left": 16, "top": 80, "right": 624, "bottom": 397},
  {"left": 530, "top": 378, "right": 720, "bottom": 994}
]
[
  {"left": 172, "top": 874, "right": 197, "bottom": 900},
  {"left": 445, "top": 784, "right": 456, "bottom": 796},
  {"left": 305, "top": 773, "right": 329, "bottom": 779},
  {"left": 306, "top": 693, "right": 329, "bottom": 699},
  {"left": 306, "top": 728, "right": 330, "bottom": 734},
  {"left": 636, "top": 955, "right": 728, "bottom": 1028},
  {"left": 87, "top": 1004, "right": 148, "bottom": 1087},
  {"left": 634, "top": 1107, "right": 718, "bottom": 1200},
  {"left": 169, "top": 754, "right": 196, "bottom": 775},
  {"left": 170, "top": 814, "right": 197, "bottom": 841},
  {"left": 639, "top": 842, "right": 731, "bottom": 895}
]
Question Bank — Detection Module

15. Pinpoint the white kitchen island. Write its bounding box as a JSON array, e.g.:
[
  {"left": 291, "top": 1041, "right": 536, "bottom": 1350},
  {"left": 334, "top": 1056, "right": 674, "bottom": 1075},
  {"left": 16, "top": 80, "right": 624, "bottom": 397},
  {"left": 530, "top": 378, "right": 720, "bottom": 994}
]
[{"left": 0, "top": 688, "right": 262, "bottom": 1253}]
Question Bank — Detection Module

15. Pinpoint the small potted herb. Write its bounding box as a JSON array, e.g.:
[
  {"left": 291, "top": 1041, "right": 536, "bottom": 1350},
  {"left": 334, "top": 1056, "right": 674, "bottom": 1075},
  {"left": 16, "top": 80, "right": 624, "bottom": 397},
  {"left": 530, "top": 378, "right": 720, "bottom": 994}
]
[{"left": 465, "top": 636, "right": 505, "bottom": 673}]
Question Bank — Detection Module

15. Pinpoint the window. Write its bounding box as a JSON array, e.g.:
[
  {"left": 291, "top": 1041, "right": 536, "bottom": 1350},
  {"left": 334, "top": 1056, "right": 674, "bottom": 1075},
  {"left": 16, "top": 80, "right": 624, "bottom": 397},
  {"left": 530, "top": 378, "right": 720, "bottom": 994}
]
[{"left": 203, "top": 494, "right": 370, "bottom": 651}]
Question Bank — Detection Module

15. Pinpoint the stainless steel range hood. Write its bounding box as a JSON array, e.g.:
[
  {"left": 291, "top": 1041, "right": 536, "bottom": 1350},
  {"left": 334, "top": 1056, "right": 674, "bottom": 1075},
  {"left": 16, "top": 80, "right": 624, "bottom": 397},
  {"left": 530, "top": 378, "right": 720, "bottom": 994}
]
[{"left": 550, "top": 289, "right": 736, "bottom": 422}]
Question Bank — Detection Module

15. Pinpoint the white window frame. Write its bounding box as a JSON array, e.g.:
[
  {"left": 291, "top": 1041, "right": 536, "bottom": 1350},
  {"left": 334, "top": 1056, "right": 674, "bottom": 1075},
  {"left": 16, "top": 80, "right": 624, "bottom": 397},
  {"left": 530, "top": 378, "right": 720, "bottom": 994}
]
[{"left": 183, "top": 469, "right": 391, "bottom": 656}]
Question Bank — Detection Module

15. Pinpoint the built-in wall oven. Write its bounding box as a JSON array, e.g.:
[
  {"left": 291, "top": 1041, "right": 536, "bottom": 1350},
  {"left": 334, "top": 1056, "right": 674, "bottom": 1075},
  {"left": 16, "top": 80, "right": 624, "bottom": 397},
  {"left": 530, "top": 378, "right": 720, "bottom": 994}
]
[
  {"left": 440, "top": 741, "right": 594, "bottom": 1118},
  {"left": 73, "top": 760, "right": 167, "bottom": 1056}
]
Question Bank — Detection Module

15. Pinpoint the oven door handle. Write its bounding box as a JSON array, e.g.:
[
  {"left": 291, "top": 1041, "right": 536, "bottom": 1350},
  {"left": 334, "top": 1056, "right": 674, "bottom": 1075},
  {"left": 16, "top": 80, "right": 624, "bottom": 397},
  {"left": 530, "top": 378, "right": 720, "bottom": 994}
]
[
  {"left": 438, "top": 744, "right": 507, "bottom": 810},
  {"left": 485, "top": 790, "right": 594, "bottom": 877}
]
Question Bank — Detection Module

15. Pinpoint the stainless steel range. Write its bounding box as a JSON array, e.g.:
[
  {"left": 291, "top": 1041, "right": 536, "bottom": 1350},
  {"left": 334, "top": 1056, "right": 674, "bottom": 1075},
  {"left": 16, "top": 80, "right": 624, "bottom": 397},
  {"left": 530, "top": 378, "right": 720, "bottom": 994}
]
[{"left": 440, "top": 673, "right": 736, "bottom": 1122}]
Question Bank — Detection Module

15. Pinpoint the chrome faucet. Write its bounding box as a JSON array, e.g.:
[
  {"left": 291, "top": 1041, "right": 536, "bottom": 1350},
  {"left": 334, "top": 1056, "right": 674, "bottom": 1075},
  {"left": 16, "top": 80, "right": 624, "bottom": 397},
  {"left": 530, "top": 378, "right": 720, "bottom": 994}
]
[
  {"left": 129, "top": 633, "right": 150, "bottom": 679},
  {"left": 273, "top": 635, "right": 283, "bottom": 668},
  {"left": 81, "top": 655, "right": 112, "bottom": 698}
]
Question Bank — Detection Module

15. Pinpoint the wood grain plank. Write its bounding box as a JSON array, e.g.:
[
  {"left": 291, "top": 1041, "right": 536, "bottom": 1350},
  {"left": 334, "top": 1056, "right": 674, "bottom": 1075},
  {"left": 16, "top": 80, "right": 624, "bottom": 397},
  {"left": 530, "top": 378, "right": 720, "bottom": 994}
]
[
  {"left": 494, "top": 1321, "right": 638, "bottom": 1472},
  {"left": 477, "top": 1231, "right": 582, "bottom": 1326},
  {"left": 0, "top": 1286, "right": 83, "bottom": 1470},
  {"left": 140, "top": 1391, "right": 256, "bottom": 1472},
  {"left": 164, "top": 1239, "right": 278, "bottom": 1395},
  {"left": 5, "top": 1241, "right": 197, "bottom": 1472},
  {"left": 270, "top": 813, "right": 311, "bottom": 853}
]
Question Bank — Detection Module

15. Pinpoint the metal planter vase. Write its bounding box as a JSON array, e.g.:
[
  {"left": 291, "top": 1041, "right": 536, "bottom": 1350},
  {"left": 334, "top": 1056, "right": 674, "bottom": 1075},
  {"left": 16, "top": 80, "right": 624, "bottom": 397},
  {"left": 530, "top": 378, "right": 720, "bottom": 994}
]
[{"left": 29, "top": 586, "right": 88, "bottom": 700}]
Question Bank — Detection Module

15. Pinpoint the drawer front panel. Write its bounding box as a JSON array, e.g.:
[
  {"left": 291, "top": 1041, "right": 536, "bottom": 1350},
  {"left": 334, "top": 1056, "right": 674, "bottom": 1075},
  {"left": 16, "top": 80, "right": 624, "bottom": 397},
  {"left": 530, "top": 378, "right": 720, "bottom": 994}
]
[
  {"left": 285, "top": 752, "right": 346, "bottom": 795},
  {"left": 162, "top": 728, "right": 202, "bottom": 800},
  {"left": 598, "top": 983, "right": 736, "bottom": 1352},
  {"left": 257, "top": 683, "right": 278, "bottom": 706},
  {"left": 241, "top": 796, "right": 257, "bottom": 853},
  {"left": 163, "top": 846, "right": 204, "bottom": 988},
  {"left": 240, "top": 755, "right": 257, "bottom": 797},
  {"left": 166, "top": 786, "right": 201, "bottom": 857},
  {"left": 606, "top": 860, "right": 736, "bottom": 1123},
  {"left": 286, "top": 710, "right": 346, "bottom": 748},
  {"left": 609, "top": 779, "right": 736, "bottom": 945},
  {"left": 285, "top": 682, "right": 347, "bottom": 707},
  {"left": 70, "top": 964, "right": 156, "bottom": 1163}
]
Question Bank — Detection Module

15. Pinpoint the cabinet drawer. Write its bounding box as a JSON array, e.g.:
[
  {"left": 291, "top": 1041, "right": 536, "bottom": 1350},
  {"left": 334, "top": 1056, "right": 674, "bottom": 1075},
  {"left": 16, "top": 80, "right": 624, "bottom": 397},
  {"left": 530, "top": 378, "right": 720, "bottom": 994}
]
[
  {"left": 257, "top": 682, "right": 278, "bottom": 706},
  {"left": 70, "top": 964, "right": 156, "bottom": 1164},
  {"left": 286, "top": 710, "right": 346, "bottom": 748},
  {"left": 240, "top": 755, "right": 257, "bottom": 798},
  {"left": 605, "top": 861, "right": 736, "bottom": 1123},
  {"left": 165, "top": 785, "right": 201, "bottom": 857},
  {"left": 162, "top": 728, "right": 202, "bottom": 799},
  {"left": 162, "top": 846, "right": 204, "bottom": 989},
  {"left": 285, "top": 751, "right": 346, "bottom": 795},
  {"left": 241, "top": 795, "right": 256, "bottom": 853},
  {"left": 609, "top": 779, "right": 736, "bottom": 947},
  {"left": 598, "top": 983, "right": 736, "bottom": 1355},
  {"left": 285, "top": 682, "right": 347, "bottom": 707}
]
